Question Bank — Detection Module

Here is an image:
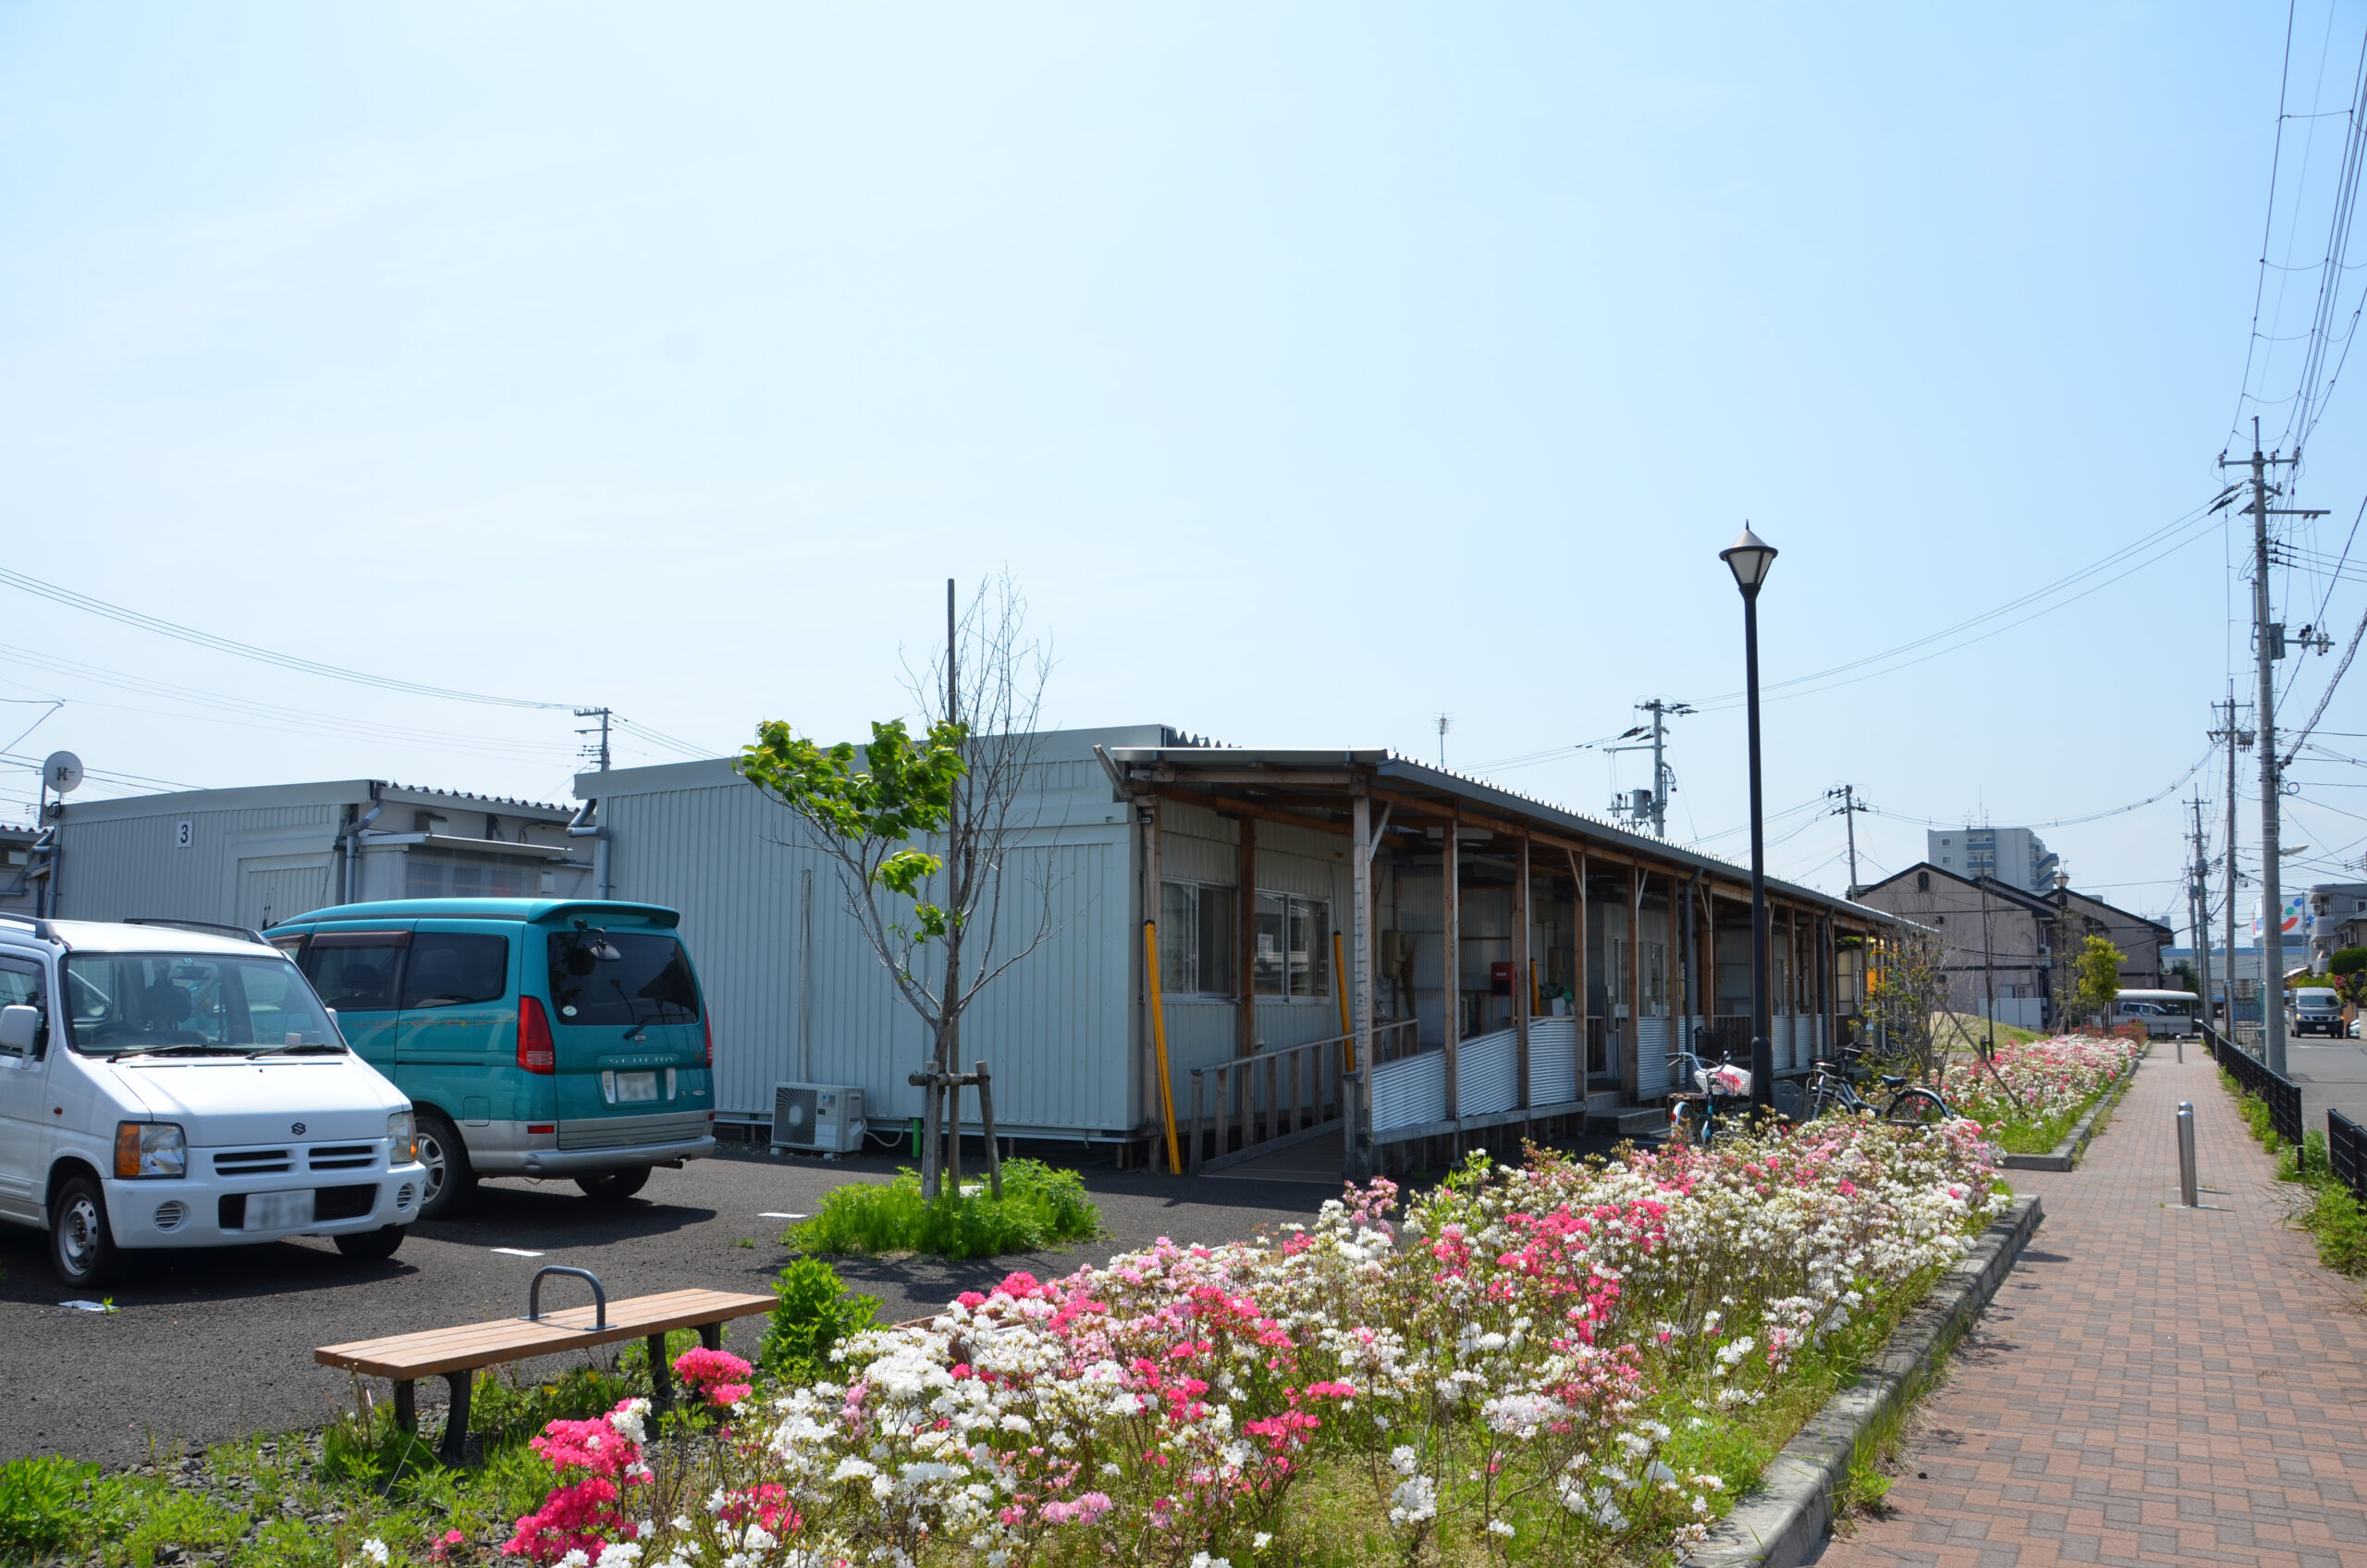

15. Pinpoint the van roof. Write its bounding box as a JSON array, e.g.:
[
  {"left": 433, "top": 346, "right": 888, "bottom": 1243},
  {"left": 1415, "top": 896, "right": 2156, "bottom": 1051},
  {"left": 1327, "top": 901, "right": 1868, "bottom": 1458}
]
[
  {"left": 276, "top": 899, "right": 681, "bottom": 928},
  {"left": 0, "top": 918, "right": 282, "bottom": 957}
]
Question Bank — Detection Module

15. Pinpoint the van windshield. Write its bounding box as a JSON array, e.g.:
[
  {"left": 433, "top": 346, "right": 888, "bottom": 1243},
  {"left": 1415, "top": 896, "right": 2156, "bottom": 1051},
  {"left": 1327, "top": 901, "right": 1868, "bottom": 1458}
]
[
  {"left": 546, "top": 931, "right": 700, "bottom": 1028},
  {"left": 64, "top": 952, "right": 342, "bottom": 1056},
  {"left": 2296, "top": 990, "right": 2340, "bottom": 1005}
]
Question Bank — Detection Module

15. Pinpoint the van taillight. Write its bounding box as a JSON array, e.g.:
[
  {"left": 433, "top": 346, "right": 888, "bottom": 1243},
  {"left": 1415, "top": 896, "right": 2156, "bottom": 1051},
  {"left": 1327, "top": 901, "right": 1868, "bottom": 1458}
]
[
  {"left": 703, "top": 1013, "right": 713, "bottom": 1069},
  {"left": 519, "top": 997, "right": 556, "bottom": 1073}
]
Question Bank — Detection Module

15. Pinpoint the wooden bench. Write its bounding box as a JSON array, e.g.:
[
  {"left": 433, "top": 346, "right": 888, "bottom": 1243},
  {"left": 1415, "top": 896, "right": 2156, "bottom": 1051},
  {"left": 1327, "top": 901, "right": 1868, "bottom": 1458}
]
[{"left": 316, "top": 1268, "right": 776, "bottom": 1462}]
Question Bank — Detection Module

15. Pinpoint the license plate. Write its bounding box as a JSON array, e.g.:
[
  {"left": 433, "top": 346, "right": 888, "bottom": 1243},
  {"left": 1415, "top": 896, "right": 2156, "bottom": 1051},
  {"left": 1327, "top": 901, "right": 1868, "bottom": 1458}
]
[
  {"left": 245, "top": 1189, "right": 314, "bottom": 1232},
  {"left": 615, "top": 1071, "right": 658, "bottom": 1104}
]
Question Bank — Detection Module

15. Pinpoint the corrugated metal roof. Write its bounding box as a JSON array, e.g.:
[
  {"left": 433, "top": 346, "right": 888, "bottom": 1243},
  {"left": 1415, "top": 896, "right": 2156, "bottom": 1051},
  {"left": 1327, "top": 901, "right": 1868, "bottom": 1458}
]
[{"left": 1107, "top": 745, "right": 1901, "bottom": 925}]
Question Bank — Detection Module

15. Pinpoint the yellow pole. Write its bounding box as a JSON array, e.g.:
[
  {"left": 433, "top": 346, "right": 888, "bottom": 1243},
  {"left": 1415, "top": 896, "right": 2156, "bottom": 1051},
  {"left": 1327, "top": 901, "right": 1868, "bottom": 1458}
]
[
  {"left": 1145, "top": 921, "right": 1183, "bottom": 1175},
  {"left": 1332, "top": 928, "right": 1354, "bottom": 1069}
]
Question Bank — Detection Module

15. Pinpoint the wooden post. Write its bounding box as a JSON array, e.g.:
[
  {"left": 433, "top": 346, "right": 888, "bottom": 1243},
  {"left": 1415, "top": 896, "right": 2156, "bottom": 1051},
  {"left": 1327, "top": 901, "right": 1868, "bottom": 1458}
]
[
  {"left": 975, "top": 1060, "right": 1003, "bottom": 1200},
  {"left": 1624, "top": 864, "right": 1643, "bottom": 1103},
  {"left": 1567, "top": 848, "right": 1589, "bottom": 1084},
  {"left": 1514, "top": 834, "right": 1532, "bottom": 1108},
  {"left": 1139, "top": 796, "right": 1161, "bottom": 1130},
  {"left": 946, "top": 1073, "right": 963, "bottom": 1194},
  {"left": 1237, "top": 818, "right": 1257, "bottom": 1059},
  {"left": 1352, "top": 793, "right": 1373, "bottom": 1074},
  {"left": 1443, "top": 817, "right": 1462, "bottom": 1121},
  {"left": 1824, "top": 914, "right": 1839, "bottom": 1061}
]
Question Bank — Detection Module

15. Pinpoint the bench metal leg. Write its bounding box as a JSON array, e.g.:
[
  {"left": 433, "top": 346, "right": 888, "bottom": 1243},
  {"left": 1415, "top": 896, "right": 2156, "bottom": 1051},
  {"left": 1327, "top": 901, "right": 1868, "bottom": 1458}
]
[
  {"left": 647, "top": 1334, "right": 673, "bottom": 1413},
  {"left": 392, "top": 1380, "right": 415, "bottom": 1435},
  {"left": 697, "top": 1322, "right": 722, "bottom": 1352},
  {"left": 437, "top": 1372, "right": 472, "bottom": 1465}
]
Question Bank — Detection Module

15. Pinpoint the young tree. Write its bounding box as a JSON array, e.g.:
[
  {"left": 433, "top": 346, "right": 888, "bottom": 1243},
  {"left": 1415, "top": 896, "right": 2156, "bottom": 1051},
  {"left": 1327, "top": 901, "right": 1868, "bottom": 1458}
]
[
  {"left": 737, "top": 576, "right": 1055, "bottom": 1198},
  {"left": 2073, "top": 934, "right": 2126, "bottom": 1031},
  {"left": 1863, "top": 927, "right": 1949, "bottom": 1086}
]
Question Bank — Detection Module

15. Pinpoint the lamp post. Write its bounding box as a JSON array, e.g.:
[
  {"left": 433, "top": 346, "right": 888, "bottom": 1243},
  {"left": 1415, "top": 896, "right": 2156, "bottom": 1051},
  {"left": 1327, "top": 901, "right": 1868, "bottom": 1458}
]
[{"left": 1721, "top": 525, "right": 1779, "bottom": 1112}]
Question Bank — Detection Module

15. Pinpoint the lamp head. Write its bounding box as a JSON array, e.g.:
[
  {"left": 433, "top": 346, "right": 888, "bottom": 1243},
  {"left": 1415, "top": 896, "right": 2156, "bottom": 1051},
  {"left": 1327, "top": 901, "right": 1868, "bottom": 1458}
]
[{"left": 1721, "top": 525, "right": 1778, "bottom": 594}]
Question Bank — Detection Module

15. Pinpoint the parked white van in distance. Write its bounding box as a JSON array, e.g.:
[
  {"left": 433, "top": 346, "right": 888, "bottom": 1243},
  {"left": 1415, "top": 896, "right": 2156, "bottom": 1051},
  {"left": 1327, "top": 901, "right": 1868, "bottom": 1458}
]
[
  {"left": 0, "top": 913, "right": 427, "bottom": 1286},
  {"left": 2113, "top": 989, "right": 2199, "bottom": 1039}
]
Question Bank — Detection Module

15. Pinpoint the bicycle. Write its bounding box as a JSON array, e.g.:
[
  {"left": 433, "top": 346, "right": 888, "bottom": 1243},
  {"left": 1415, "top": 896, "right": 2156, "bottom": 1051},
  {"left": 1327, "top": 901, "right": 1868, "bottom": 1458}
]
[
  {"left": 1800, "top": 1047, "right": 1954, "bottom": 1126},
  {"left": 1666, "top": 1047, "right": 1754, "bottom": 1145}
]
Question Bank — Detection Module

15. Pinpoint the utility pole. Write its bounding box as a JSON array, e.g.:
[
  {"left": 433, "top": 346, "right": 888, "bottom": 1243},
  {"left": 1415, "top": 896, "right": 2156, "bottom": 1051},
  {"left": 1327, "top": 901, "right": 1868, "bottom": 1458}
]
[
  {"left": 2212, "top": 688, "right": 2250, "bottom": 1034},
  {"left": 1606, "top": 699, "right": 1692, "bottom": 837},
  {"left": 573, "top": 707, "right": 613, "bottom": 773},
  {"left": 2189, "top": 792, "right": 2214, "bottom": 1033},
  {"left": 2221, "top": 421, "right": 2324, "bottom": 1074},
  {"left": 1826, "top": 784, "right": 1869, "bottom": 898}
]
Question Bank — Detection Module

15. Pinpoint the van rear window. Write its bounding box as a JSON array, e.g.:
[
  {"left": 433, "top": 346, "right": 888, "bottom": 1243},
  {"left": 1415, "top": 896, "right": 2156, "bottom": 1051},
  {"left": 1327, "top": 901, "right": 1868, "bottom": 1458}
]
[{"left": 546, "top": 932, "right": 700, "bottom": 1027}]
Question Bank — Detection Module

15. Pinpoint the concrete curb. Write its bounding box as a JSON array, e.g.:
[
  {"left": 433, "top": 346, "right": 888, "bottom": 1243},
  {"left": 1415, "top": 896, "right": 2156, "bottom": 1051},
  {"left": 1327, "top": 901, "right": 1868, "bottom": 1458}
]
[
  {"left": 1683, "top": 1192, "right": 2044, "bottom": 1568},
  {"left": 1999, "top": 1047, "right": 2145, "bottom": 1172}
]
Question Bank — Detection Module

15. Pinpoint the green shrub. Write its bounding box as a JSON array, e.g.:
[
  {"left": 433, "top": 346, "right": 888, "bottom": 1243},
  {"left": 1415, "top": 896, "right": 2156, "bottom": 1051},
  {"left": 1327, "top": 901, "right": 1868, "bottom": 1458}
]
[
  {"left": 761, "top": 1256, "right": 881, "bottom": 1384},
  {"left": 0, "top": 1454, "right": 125, "bottom": 1560},
  {"left": 786, "top": 1158, "right": 1100, "bottom": 1259},
  {"left": 469, "top": 1363, "right": 636, "bottom": 1446},
  {"left": 2305, "top": 1180, "right": 2367, "bottom": 1278}
]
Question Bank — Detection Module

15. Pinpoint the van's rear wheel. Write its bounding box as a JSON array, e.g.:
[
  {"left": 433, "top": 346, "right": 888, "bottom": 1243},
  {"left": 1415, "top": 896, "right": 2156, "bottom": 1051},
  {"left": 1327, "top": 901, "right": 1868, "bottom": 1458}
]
[
  {"left": 414, "top": 1109, "right": 477, "bottom": 1220},
  {"left": 334, "top": 1225, "right": 407, "bottom": 1262},
  {"left": 575, "top": 1168, "right": 651, "bottom": 1203},
  {"left": 50, "top": 1175, "right": 120, "bottom": 1288}
]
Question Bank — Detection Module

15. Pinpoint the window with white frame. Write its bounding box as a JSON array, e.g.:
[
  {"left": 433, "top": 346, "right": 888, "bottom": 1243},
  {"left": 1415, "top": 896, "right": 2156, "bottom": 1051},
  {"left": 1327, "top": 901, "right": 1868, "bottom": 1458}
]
[
  {"left": 1252, "top": 891, "right": 1331, "bottom": 999},
  {"left": 1159, "top": 881, "right": 1235, "bottom": 996}
]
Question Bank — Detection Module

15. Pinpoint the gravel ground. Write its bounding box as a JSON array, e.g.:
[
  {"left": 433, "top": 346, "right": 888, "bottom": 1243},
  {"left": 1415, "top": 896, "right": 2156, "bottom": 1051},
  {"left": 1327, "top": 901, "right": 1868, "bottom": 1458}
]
[{"left": 0, "top": 1146, "right": 1335, "bottom": 1467}]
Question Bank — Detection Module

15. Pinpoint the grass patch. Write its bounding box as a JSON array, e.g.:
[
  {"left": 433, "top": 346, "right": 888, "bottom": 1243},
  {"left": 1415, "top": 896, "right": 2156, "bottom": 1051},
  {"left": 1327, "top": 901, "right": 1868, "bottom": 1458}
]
[
  {"left": 2220, "top": 1071, "right": 2367, "bottom": 1280},
  {"left": 785, "top": 1158, "right": 1100, "bottom": 1259}
]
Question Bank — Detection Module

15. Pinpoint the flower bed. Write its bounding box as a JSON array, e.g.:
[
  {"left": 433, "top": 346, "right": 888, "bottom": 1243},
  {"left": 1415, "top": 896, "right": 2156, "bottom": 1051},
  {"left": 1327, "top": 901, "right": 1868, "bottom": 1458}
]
[
  {"left": 1946, "top": 1034, "right": 2142, "bottom": 1155},
  {"left": 494, "top": 1119, "right": 2004, "bottom": 1568}
]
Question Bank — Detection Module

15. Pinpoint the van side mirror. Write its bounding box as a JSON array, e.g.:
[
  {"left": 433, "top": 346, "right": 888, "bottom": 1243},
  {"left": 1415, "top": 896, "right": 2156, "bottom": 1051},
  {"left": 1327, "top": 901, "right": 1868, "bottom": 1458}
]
[{"left": 0, "top": 1003, "right": 39, "bottom": 1055}]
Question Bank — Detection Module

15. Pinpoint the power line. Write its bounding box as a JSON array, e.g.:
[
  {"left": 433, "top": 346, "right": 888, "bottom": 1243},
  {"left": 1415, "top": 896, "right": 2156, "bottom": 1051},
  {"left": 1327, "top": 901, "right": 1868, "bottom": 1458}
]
[{"left": 0, "top": 566, "right": 573, "bottom": 711}]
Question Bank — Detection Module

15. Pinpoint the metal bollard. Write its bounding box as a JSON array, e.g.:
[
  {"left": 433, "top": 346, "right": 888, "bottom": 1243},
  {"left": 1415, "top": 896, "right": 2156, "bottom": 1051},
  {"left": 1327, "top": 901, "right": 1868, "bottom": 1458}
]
[{"left": 2177, "top": 1100, "right": 2199, "bottom": 1207}]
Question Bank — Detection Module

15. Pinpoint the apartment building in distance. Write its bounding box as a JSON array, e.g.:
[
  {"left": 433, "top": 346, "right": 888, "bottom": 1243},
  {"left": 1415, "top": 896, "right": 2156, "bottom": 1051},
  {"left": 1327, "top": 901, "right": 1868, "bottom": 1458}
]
[{"left": 1926, "top": 826, "right": 2059, "bottom": 895}]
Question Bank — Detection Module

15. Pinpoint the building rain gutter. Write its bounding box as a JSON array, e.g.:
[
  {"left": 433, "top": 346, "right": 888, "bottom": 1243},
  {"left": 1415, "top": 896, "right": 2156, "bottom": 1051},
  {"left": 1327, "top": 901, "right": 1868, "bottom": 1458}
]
[
  {"left": 567, "top": 799, "right": 611, "bottom": 900},
  {"left": 337, "top": 785, "right": 384, "bottom": 904}
]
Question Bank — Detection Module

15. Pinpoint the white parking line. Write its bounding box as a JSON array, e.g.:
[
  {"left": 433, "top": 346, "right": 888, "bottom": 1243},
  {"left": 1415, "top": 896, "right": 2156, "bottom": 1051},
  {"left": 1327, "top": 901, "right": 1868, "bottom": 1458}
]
[
  {"left": 490, "top": 1247, "right": 546, "bottom": 1257},
  {"left": 758, "top": 1212, "right": 806, "bottom": 1220}
]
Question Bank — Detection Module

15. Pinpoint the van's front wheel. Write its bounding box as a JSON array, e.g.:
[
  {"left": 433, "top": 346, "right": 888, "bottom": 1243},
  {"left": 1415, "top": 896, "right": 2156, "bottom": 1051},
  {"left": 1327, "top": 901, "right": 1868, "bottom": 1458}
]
[
  {"left": 575, "top": 1168, "right": 651, "bottom": 1204},
  {"left": 414, "top": 1109, "right": 477, "bottom": 1220},
  {"left": 50, "top": 1175, "right": 120, "bottom": 1288}
]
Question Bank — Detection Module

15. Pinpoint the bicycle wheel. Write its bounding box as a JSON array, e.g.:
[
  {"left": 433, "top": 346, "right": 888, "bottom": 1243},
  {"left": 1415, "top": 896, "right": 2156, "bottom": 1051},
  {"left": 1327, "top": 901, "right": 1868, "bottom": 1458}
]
[
  {"left": 1670, "top": 1098, "right": 1711, "bottom": 1147},
  {"left": 1882, "top": 1087, "right": 1953, "bottom": 1127},
  {"left": 1801, "top": 1074, "right": 1844, "bottom": 1120}
]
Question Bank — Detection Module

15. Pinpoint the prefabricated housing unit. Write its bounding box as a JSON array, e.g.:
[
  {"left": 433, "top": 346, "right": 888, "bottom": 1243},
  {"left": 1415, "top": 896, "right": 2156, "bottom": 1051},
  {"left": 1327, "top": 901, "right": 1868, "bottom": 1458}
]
[
  {"left": 32, "top": 780, "right": 594, "bottom": 929},
  {"left": 572, "top": 725, "right": 1903, "bottom": 1158}
]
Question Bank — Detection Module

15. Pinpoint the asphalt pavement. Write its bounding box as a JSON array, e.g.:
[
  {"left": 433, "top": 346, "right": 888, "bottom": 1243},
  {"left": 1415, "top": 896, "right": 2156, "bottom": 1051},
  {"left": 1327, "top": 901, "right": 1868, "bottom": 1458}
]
[
  {"left": 0, "top": 1147, "right": 1334, "bottom": 1467},
  {"left": 2273, "top": 1033, "right": 2367, "bottom": 1133}
]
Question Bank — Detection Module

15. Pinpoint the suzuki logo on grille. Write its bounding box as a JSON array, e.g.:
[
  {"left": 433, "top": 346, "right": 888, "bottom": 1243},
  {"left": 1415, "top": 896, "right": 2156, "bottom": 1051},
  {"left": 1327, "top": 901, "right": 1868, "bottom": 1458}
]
[{"left": 291, "top": 1121, "right": 306, "bottom": 1135}]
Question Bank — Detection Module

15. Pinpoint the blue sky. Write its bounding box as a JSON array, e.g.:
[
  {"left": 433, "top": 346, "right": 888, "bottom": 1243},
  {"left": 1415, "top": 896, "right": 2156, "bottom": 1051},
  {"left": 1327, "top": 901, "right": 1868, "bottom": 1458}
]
[{"left": 0, "top": 2, "right": 2357, "bottom": 929}]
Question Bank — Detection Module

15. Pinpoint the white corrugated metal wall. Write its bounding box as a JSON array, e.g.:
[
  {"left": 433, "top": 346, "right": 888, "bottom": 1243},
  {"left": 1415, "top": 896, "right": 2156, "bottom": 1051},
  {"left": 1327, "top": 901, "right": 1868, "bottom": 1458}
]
[
  {"left": 588, "top": 733, "right": 1145, "bottom": 1134},
  {"left": 56, "top": 796, "right": 347, "bottom": 926}
]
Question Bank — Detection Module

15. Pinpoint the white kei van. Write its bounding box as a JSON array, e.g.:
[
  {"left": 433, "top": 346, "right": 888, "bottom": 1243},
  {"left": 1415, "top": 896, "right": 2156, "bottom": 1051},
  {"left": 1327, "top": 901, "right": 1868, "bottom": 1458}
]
[{"left": 0, "top": 913, "right": 427, "bottom": 1286}]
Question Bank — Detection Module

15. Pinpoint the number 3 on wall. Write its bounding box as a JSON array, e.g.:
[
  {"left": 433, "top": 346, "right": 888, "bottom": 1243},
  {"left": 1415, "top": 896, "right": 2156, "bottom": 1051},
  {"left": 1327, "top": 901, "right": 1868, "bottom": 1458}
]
[{"left": 175, "top": 820, "right": 193, "bottom": 848}]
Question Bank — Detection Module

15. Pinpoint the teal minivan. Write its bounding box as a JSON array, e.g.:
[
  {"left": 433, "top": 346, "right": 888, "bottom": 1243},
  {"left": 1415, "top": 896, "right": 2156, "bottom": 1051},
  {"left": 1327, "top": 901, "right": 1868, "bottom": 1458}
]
[{"left": 265, "top": 900, "right": 715, "bottom": 1218}]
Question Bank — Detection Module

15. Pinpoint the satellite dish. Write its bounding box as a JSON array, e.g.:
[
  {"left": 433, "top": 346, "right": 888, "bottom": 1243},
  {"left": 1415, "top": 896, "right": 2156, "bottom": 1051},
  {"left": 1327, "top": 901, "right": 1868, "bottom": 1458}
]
[{"left": 42, "top": 751, "right": 82, "bottom": 795}]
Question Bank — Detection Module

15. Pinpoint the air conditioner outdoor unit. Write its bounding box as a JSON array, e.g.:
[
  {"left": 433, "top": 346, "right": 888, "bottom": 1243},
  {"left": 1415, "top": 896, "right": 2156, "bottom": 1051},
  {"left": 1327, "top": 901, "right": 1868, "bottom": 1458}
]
[{"left": 771, "top": 1083, "right": 866, "bottom": 1157}]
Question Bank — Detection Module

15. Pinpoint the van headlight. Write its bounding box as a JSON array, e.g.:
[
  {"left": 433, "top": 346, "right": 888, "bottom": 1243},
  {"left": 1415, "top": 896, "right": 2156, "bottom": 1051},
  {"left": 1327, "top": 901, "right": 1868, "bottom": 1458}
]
[
  {"left": 115, "top": 1121, "right": 187, "bottom": 1180},
  {"left": 387, "top": 1110, "right": 416, "bottom": 1164}
]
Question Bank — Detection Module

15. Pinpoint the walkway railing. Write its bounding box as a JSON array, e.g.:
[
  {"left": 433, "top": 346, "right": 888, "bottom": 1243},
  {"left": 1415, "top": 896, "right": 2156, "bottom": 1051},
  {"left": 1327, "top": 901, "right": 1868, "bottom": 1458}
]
[
  {"left": 2202, "top": 1022, "right": 2304, "bottom": 1145},
  {"left": 2330, "top": 1109, "right": 2367, "bottom": 1204},
  {"left": 1186, "top": 1022, "right": 1418, "bottom": 1174}
]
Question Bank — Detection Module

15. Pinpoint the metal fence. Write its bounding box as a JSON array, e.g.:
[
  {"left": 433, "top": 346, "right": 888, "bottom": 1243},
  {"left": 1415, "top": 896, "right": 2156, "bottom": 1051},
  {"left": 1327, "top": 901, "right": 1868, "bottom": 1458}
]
[
  {"left": 2331, "top": 1109, "right": 2367, "bottom": 1204},
  {"left": 2203, "top": 1023, "right": 2304, "bottom": 1146}
]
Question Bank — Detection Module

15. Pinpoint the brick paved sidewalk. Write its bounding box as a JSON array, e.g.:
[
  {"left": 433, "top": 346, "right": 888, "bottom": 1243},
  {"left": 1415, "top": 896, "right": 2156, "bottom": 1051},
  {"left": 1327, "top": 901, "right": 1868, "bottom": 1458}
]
[{"left": 1819, "top": 1047, "right": 2367, "bottom": 1568}]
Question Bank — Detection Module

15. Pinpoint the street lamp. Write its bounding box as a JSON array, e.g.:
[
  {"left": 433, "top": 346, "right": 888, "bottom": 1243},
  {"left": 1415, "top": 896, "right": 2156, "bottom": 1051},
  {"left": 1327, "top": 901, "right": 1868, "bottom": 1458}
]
[{"left": 1721, "top": 525, "right": 1778, "bottom": 1112}]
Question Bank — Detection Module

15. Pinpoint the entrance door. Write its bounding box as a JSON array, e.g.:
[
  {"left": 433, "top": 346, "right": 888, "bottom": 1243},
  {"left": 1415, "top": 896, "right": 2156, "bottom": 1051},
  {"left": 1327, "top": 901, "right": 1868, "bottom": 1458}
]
[
  {"left": 239, "top": 856, "right": 332, "bottom": 933},
  {"left": 0, "top": 956, "right": 52, "bottom": 1223}
]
